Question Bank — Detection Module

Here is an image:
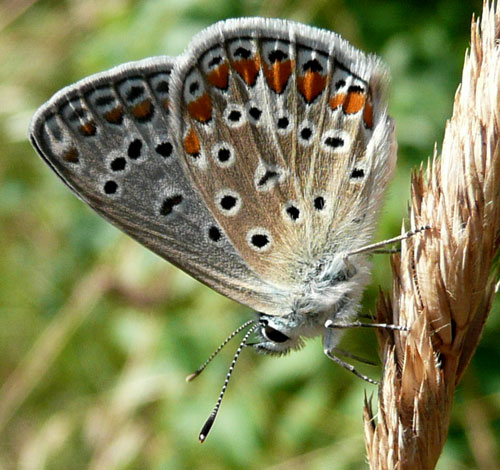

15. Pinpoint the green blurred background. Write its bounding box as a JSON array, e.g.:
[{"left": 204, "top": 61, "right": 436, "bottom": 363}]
[{"left": 1, "top": 0, "right": 499, "bottom": 469}]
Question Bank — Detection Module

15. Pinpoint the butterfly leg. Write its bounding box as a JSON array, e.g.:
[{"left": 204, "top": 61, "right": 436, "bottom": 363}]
[
  {"left": 325, "top": 319, "right": 408, "bottom": 332},
  {"left": 371, "top": 247, "right": 401, "bottom": 255},
  {"left": 332, "top": 347, "right": 377, "bottom": 366},
  {"left": 346, "top": 225, "right": 431, "bottom": 257},
  {"left": 323, "top": 328, "right": 378, "bottom": 384},
  {"left": 324, "top": 349, "right": 378, "bottom": 384}
]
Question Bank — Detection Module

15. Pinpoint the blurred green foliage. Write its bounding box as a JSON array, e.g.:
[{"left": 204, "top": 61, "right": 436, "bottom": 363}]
[{"left": 1, "top": 0, "right": 499, "bottom": 469}]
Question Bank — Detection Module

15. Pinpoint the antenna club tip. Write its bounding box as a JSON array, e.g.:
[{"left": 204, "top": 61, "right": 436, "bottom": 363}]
[
  {"left": 198, "top": 414, "right": 216, "bottom": 442},
  {"left": 186, "top": 371, "right": 200, "bottom": 382}
]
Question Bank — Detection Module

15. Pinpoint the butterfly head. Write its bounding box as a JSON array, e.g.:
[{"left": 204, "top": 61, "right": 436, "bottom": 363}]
[
  {"left": 253, "top": 314, "right": 307, "bottom": 355},
  {"left": 254, "top": 303, "right": 348, "bottom": 356}
]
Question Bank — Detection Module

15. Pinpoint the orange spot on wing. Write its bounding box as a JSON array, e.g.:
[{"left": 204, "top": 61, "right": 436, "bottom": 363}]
[
  {"left": 207, "top": 63, "right": 229, "bottom": 89},
  {"left": 263, "top": 60, "right": 293, "bottom": 94},
  {"left": 187, "top": 93, "right": 212, "bottom": 123},
  {"left": 62, "top": 146, "right": 79, "bottom": 163},
  {"left": 79, "top": 121, "right": 96, "bottom": 136},
  {"left": 363, "top": 98, "right": 373, "bottom": 128},
  {"left": 344, "top": 91, "right": 366, "bottom": 114},
  {"left": 162, "top": 98, "right": 169, "bottom": 111},
  {"left": 131, "top": 99, "right": 154, "bottom": 120},
  {"left": 184, "top": 127, "right": 200, "bottom": 157},
  {"left": 233, "top": 57, "right": 261, "bottom": 86},
  {"left": 330, "top": 91, "right": 372, "bottom": 125},
  {"left": 297, "top": 70, "right": 326, "bottom": 103},
  {"left": 329, "top": 93, "right": 346, "bottom": 110},
  {"left": 104, "top": 106, "right": 124, "bottom": 124}
]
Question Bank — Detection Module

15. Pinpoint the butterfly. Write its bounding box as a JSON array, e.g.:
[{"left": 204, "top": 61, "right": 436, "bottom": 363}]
[{"left": 29, "top": 18, "right": 399, "bottom": 441}]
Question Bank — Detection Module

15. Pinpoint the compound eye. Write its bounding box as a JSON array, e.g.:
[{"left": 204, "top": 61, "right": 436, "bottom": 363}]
[{"left": 263, "top": 325, "right": 290, "bottom": 343}]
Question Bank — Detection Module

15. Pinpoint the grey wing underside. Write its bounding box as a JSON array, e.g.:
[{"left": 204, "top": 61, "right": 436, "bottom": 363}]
[
  {"left": 29, "top": 18, "right": 396, "bottom": 318},
  {"left": 29, "top": 58, "right": 287, "bottom": 315},
  {"left": 170, "top": 18, "right": 396, "bottom": 287}
]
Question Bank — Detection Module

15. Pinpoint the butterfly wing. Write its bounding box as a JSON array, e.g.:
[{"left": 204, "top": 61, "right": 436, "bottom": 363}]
[
  {"left": 30, "top": 19, "right": 396, "bottom": 318},
  {"left": 29, "top": 58, "right": 283, "bottom": 314},
  {"left": 171, "top": 18, "right": 396, "bottom": 294}
]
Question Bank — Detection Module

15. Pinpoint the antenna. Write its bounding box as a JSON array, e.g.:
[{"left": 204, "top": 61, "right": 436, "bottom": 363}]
[
  {"left": 199, "top": 323, "right": 258, "bottom": 443},
  {"left": 186, "top": 319, "right": 256, "bottom": 382}
]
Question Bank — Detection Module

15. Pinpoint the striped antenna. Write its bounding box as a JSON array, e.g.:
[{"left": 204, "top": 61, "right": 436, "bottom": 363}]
[
  {"left": 199, "top": 323, "right": 258, "bottom": 443},
  {"left": 186, "top": 319, "right": 256, "bottom": 382}
]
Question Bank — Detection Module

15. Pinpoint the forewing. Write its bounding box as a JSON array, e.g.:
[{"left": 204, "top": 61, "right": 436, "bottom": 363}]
[
  {"left": 171, "top": 18, "right": 396, "bottom": 289},
  {"left": 29, "top": 58, "right": 284, "bottom": 314}
]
